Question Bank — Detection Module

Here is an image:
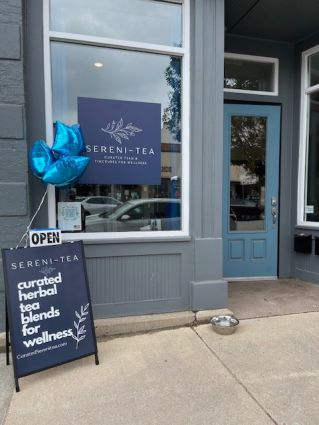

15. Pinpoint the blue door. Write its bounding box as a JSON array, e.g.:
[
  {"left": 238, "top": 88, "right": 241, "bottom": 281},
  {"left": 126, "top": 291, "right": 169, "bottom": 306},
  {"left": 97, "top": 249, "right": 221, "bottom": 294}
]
[{"left": 223, "top": 104, "right": 281, "bottom": 278}]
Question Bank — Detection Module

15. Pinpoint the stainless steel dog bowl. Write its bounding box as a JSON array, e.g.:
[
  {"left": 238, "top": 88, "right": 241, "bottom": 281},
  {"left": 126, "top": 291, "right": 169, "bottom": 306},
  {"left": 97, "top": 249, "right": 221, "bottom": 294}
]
[{"left": 210, "top": 315, "right": 239, "bottom": 335}]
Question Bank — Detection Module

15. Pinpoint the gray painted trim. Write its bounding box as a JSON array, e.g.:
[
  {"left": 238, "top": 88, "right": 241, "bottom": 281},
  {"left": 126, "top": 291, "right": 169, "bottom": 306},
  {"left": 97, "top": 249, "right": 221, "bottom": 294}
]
[
  {"left": 190, "top": 279, "right": 228, "bottom": 310},
  {"left": 295, "top": 268, "right": 319, "bottom": 285},
  {"left": 194, "top": 238, "right": 222, "bottom": 281},
  {"left": 191, "top": 0, "right": 225, "bottom": 239},
  {"left": 83, "top": 240, "right": 194, "bottom": 258},
  {"left": 81, "top": 236, "right": 192, "bottom": 245},
  {"left": 190, "top": 0, "right": 226, "bottom": 302},
  {"left": 85, "top": 241, "right": 193, "bottom": 318}
]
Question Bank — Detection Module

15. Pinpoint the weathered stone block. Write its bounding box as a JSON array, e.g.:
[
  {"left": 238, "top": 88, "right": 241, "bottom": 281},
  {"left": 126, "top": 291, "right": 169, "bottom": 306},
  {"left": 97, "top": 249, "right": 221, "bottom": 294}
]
[
  {"left": 0, "top": 24, "right": 20, "bottom": 59},
  {"left": 0, "top": 0, "right": 22, "bottom": 25},
  {"left": 0, "top": 103, "right": 24, "bottom": 138},
  {"left": 0, "top": 182, "right": 27, "bottom": 216},
  {"left": 0, "top": 61, "right": 24, "bottom": 104},
  {"left": 0, "top": 140, "right": 27, "bottom": 180},
  {"left": 0, "top": 216, "right": 30, "bottom": 249}
]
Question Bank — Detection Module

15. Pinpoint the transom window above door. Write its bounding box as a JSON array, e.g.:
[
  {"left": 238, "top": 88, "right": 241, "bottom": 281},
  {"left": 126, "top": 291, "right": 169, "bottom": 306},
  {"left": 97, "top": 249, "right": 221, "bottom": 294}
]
[{"left": 224, "top": 53, "right": 279, "bottom": 96}]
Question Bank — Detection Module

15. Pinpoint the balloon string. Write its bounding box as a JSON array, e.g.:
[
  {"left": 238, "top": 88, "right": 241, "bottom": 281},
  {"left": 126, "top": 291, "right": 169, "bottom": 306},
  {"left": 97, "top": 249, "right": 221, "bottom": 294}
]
[{"left": 15, "top": 187, "right": 49, "bottom": 249}]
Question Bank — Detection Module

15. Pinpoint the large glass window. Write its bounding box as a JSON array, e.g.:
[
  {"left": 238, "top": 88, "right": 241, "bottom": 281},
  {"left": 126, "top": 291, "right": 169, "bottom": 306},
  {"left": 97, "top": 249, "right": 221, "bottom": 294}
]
[
  {"left": 45, "top": 0, "right": 189, "bottom": 238},
  {"left": 304, "top": 92, "right": 319, "bottom": 222},
  {"left": 300, "top": 46, "right": 319, "bottom": 224}
]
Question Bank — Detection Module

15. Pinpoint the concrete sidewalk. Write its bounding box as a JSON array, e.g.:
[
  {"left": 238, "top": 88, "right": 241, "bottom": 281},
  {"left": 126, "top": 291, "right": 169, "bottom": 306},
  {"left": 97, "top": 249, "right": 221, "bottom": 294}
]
[{"left": 3, "top": 312, "right": 319, "bottom": 425}]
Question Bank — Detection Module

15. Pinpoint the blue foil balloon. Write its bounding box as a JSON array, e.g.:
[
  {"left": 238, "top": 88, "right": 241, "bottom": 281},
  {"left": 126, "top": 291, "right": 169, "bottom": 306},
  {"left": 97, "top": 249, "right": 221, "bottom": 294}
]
[
  {"left": 29, "top": 122, "right": 90, "bottom": 187},
  {"left": 52, "top": 121, "right": 85, "bottom": 156},
  {"left": 29, "top": 139, "right": 55, "bottom": 178},
  {"left": 42, "top": 156, "right": 90, "bottom": 187}
]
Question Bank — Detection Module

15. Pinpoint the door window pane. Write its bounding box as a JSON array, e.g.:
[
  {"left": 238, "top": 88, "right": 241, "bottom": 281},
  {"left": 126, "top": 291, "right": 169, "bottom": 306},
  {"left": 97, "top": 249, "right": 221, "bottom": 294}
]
[
  {"left": 229, "top": 116, "right": 266, "bottom": 231},
  {"left": 50, "top": 0, "right": 182, "bottom": 47},
  {"left": 225, "top": 57, "right": 275, "bottom": 92},
  {"left": 51, "top": 42, "right": 182, "bottom": 233}
]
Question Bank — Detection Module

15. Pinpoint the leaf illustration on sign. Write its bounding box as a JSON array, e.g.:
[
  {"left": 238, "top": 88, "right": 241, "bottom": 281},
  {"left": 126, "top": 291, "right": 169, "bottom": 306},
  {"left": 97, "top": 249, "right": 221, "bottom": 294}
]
[
  {"left": 39, "top": 265, "right": 56, "bottom": 277},
  {"left": 101, "top": 118, "right": 142, "bottom": 144},
  {"left": 72, "top": 303, "right": 89, "bottom": 349}
]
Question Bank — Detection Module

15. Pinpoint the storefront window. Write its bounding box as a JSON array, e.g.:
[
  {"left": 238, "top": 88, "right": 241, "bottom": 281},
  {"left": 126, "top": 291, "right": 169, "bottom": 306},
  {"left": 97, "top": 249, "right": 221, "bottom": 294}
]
[
  {"left": 300, "top": 46, "right": 319, "bottom": 224},
  {"left": 305, "top": 92, "right": 319, "bottom": 222},
  {"left": 45, "top": 0, "right": 188, "bottom": 237}
]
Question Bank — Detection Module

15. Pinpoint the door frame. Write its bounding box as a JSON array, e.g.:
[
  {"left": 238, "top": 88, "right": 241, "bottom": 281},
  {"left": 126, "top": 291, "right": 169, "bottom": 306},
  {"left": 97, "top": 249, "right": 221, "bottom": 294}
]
[{"left": 223, "top": 102, "right": 282, "bottom": 280}]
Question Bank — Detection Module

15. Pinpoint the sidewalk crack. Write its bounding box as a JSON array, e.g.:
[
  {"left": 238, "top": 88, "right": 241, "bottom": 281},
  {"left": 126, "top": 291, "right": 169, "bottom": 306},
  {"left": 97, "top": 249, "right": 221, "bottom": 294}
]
[{"left": 191, "top": 326, "right": 279, "bottom": 425}]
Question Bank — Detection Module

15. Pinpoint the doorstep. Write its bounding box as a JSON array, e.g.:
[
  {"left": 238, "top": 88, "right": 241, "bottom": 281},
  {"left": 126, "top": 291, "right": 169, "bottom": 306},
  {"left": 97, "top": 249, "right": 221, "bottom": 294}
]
[{"left": 0, "top": 308, "right": 233, "bottom": 352}]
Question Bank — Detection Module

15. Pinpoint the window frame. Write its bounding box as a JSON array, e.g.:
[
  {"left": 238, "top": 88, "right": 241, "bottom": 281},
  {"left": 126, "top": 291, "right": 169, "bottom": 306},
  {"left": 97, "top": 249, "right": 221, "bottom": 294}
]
[
  {"left": 43, "top": 0, "right": 190, "bottom": 241},
  {"left": 297, "top": 44, "right": 319, "bottom": 228},
  {"left": 224, "top": 52, "right": 279, "bottom": 96}
]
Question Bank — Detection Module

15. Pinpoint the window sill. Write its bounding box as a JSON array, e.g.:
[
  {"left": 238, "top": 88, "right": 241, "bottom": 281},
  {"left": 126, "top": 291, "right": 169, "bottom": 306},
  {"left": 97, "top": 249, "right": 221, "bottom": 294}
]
[
  {"left": 295, "top": 223, "right": 319, "bottom": 231},
  {"left": 62, "top": 231, "right": 192, "bottom": 244},
  {"left": 224, "top": 88, "right": 278, "bottom": 96}
]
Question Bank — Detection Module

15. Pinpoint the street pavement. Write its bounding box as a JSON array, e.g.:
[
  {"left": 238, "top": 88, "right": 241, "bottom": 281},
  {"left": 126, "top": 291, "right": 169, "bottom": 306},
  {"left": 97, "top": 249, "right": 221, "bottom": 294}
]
[{"left": 3, "top": 312, "right": 319, "bottom": 425}]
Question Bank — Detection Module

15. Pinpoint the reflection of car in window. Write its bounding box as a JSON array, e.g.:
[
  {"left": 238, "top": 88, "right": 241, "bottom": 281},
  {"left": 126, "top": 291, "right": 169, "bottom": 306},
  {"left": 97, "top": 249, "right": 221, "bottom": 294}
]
[
  {"left": 81, "top": 196, "right": 122, "bottom": 215},
  {"left": 85, "top": 198, "right": 181, "bottom": 232}
]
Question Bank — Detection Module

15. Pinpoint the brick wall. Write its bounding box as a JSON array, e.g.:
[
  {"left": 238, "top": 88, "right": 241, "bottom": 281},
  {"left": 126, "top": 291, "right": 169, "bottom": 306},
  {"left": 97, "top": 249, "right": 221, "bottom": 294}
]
[{"left": 0, "top": 0, "right": 29, "bottom": 328}]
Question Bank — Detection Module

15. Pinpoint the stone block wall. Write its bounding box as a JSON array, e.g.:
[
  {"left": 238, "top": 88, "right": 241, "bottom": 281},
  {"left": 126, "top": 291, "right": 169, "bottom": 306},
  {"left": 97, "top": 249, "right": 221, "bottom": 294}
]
[{"left": 0, "top": 0, "right": 29, "bottom": 329}]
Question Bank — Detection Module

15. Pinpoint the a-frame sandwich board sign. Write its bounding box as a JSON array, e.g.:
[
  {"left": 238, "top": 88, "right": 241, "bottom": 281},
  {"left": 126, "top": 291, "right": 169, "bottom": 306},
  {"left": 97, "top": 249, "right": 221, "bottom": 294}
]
[{"left": 2, "top": 240, "right": 99, "bottom": 392}]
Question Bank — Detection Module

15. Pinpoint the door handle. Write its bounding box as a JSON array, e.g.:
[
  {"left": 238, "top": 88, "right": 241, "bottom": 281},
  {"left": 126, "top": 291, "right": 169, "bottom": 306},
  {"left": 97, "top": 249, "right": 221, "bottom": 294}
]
[{"left": 271, "top": 206, "right": 277, "bottom": 224}]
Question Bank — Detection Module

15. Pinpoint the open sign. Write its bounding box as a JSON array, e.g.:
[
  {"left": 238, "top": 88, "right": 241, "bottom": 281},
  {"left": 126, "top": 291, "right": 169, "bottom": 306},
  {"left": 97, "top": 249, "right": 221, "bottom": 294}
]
[{"left": 29, "top": 229, "right": 62, "bottom": 248}]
